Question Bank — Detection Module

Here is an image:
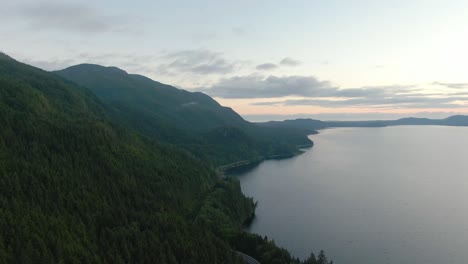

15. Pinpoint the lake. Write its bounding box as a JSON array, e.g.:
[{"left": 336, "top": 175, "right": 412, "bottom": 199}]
[{"left": 234, "top": 126, "right": 468, "bottom": 264}]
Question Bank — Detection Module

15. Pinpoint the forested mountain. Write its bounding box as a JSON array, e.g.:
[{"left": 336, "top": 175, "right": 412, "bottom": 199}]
[
  {"left": 0, "top": 53, "right": 330, "bottom": 264},
  {"left": 56, "top": 64, "right": 246, "bottom": 132},
  {"left": 0, "top": 53, "right": 252, "bottom": 263},
  {"left": 55, "top": 65, "right": 313, "bottom": 166}
]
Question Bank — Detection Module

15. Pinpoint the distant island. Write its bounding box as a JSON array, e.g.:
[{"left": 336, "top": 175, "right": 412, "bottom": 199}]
[{"left": 257, "top": 115, "right": 468, "bottom": 131}]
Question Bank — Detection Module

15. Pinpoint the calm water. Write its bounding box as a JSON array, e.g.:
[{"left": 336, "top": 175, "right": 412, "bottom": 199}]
[{"left": 235, "top": 126, "right": 468, "bottom": 264}]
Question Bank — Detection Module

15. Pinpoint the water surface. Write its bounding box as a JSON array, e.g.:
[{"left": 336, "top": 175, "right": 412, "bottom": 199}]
[{"left": 235, "top": 126, "right": 468, "bottom": 264}]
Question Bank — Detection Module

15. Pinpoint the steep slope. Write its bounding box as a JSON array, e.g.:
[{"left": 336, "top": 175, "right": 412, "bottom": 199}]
[
  {"left": 55, "top": 65, "right": 313, "bottom": 166},
  {"left": 55, "top": 64, "right": 247, "bottom": 132},
  {"left": 0, "top": 54, "right": 255, "bottom": 263}
]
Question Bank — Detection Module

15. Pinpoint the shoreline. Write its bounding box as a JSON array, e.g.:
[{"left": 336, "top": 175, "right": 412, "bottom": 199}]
[{"left": 218, "top": 139, "right": 315, "bottom": 175}]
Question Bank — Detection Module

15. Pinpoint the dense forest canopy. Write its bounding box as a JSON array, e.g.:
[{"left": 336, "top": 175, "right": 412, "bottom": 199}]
[{"left": 0, "top": 53, "right": 330, "bottom": 263}]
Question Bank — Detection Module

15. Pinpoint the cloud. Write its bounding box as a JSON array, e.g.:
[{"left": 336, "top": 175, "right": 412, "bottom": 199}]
[
  {"left": 263, "top": 96, "right": 467, "bottom": 109},
  {"left": 254, "top": 58, "right": 300, "bottom": 71},
  {"left": 199, "top": 75, "right": 412, "bottom": 99},
  {"left": 256, "top": 57, "right": 303, "bottom": 70},
  {"left": 157, "top": 50, "right": 237, "bottom": 75},
  {"left": 198, "top": 74, "right": 468, "bottom": 109},
  {"left": 200, "top": 75, "right": 336, "bottom": 98},
  {"left": 256, "top": 63, "right": 278, "bottom": 70},
  {"left": 433, "top": 82, "right": 468, "bottom": 89},
  {"left": 13, "top": 1, "right": 134, "bottom": 34},
  {"left": 251, "top": 93, "right": 468, "bottom": 109},
  {"left": 279, "top": 57, "right": 301, "bottom": 66}
]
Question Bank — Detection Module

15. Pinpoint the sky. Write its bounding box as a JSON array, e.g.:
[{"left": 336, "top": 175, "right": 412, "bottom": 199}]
[{"left": 2, "top": 0, "right": 468, "bottom": 120}]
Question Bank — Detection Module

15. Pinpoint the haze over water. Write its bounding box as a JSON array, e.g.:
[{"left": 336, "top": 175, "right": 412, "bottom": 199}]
[{"left": 236, "top": 126, "right": 468, "bottom": 264}]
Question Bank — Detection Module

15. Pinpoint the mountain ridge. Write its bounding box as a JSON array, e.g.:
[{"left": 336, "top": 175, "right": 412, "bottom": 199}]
[{"left": 55, "top": 64, "right": 314, "bottom": 166}]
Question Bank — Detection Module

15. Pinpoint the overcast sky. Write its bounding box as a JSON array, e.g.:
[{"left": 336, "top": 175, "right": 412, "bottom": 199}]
[{"left": 2, "top": 0, "right": 468, "bottom": 120}]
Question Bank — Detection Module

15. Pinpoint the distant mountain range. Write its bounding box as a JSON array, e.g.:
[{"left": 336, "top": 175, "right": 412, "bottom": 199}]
[{"left": 257, "top": 115, "right": 468, "bottom": 131}]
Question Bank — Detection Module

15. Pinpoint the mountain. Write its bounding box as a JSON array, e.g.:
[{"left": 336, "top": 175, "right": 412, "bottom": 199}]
[
  {"left": 439, "top": 115, "right": 468, "bottom": 126},
  {"left": 0, "top": 54, "right": 329, "bottom": 264},
  {"left": 0, "top": 54, "right": 256, "bottom": 263},
  {"left": 55, "top": 64, "right": 313, "bottom": 166},
  {"left": 56, "top": 64, "right": 246, "bottom": 132}
]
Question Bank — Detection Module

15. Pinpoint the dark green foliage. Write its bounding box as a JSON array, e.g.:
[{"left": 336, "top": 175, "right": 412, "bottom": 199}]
[
  {"left": 55, "top": 65, "right": 314, "bottom": 166},
  {"left": 231, "top": 232, "right": 332, "bottom": 264},
  {"left": 194, "top": 178, "right": 256, "bottom": 238},
  {"left": 0, "top": 55, "right": 252, "bottom": 263},
  {"left": 0, "top": 54, "right": 331, "bottom": 264}
]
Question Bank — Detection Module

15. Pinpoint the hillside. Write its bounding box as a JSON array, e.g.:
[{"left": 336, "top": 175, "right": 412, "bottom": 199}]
[
  {"left": 0, "top": 54, "right": 330, "bottom": 264},
  {"left": 56, "top": 64, "right": 246, "bottom": 132},
  {"left": 0, "top": 53, "right": 256, "bottom": 263},
  {"left": 55, "top": 65, "right": 313, "bottom": 166}
]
